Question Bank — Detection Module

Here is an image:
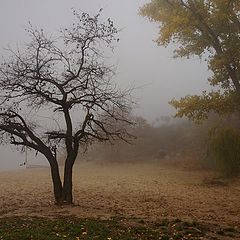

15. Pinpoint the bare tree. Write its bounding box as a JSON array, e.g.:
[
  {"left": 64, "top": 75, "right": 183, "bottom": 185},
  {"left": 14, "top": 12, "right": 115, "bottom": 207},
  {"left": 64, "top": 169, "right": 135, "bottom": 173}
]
[{"left": 0, "top": 10, "right": 134, "bottom": 205}]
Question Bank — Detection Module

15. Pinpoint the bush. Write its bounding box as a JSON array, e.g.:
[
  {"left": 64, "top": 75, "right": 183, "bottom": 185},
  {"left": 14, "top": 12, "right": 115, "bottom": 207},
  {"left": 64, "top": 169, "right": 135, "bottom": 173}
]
[{"left": 207, "top": 127, "right": 240, "bottom": 177}]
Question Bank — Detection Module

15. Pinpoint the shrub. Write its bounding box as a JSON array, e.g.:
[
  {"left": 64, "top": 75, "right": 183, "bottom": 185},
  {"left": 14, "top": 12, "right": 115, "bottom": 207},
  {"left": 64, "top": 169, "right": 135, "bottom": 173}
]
[{"left": 207, "top": 127, "right": 240, "bottom": 177}]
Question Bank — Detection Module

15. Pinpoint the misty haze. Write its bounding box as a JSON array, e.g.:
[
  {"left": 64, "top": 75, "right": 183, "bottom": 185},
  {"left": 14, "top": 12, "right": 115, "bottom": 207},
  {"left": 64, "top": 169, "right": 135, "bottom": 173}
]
[{"left": 0, "top": 0, "right": 239, "bottom": 239}]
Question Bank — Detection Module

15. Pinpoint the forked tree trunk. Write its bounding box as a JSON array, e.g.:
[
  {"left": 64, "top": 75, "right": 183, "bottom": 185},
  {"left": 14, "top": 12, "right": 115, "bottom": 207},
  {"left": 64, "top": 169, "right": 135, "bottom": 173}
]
[{"left": 49, "top": 156, "right": 75, "bottom": 205}]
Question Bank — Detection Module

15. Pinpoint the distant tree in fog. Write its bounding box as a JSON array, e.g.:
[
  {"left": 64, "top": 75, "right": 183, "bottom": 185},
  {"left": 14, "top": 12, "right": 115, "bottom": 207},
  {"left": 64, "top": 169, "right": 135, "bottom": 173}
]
[
  {"left": 140, "top": 0, "right": 240, "bottom": 122},
  {"left": 0, "top": 10, "right": 133, "bottom": 205}
]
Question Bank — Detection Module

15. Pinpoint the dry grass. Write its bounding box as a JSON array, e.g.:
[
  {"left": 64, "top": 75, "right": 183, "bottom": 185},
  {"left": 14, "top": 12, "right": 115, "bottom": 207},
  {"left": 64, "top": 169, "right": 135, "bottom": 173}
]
[{"left": 0, "top": 161, "right": 240, "bottom": 228}]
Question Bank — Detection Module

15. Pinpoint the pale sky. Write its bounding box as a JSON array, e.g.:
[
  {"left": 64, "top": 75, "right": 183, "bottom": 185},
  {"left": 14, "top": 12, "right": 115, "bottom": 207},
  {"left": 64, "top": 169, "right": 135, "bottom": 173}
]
[
  {"left": 0, "top": 0, "right": 210, "bottom": 120},
  {"left": 0, "top": 0, "right": 210, "bottom": 169}
]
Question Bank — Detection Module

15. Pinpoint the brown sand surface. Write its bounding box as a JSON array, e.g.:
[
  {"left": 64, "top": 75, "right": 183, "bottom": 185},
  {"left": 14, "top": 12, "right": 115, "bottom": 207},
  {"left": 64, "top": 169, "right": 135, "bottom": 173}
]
[{"left": 0, "top": 162, "right": 240, "bottom": 227}]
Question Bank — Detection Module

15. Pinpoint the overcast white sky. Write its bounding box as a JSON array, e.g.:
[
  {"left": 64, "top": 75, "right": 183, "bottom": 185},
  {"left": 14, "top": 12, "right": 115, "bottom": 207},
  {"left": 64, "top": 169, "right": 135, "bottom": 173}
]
[
  {"left": 0, "top": 0, "right": 210, "bottom": 120},
  {"left": 0, "top": 0, "right": 211, "bottom": 169}
]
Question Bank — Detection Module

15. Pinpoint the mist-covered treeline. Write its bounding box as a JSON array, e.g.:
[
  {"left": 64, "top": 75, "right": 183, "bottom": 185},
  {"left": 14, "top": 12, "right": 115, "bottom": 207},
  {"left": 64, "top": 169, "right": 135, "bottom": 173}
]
[{"left": 82, "top": 113, "right": 240, "bottom": 174}]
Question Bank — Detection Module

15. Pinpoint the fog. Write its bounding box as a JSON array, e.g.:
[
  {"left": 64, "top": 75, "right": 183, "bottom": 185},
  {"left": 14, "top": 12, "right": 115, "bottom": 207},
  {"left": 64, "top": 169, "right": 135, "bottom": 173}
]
[{"left": 0, "top": 0, "right": 211, "bottom": 170}]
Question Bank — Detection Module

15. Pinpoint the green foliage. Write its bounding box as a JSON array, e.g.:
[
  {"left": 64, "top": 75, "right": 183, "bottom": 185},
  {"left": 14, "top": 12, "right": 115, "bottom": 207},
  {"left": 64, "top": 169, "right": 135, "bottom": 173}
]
[
  {"left": 207, "top": 127, "right": 240, "bottom": 177},
  {"left": 140, "top": 0, "right": 240, "bottom": 121},
  {"left": 1, "top": 216, "right": 238, "bottom": 240}
]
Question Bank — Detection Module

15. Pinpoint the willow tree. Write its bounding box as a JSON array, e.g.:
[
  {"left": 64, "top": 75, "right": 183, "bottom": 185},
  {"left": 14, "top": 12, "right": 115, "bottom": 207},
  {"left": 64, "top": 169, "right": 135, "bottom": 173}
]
[
  {"left": 0, "top": 10, "right": 133, "bottom": 205},
  {"left": 140, "top": 0, "right": 240, "bottom": 122}
]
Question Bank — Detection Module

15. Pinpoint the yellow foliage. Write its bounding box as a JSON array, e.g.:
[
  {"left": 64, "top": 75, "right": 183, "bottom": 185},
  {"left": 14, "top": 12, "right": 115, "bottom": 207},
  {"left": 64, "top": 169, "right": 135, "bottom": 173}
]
[
  {"left": 169, "top": 91, "right": 240, "bottom": 123},
  {"left": 140, "top": 0, "right": 240, "bottom": 121}
]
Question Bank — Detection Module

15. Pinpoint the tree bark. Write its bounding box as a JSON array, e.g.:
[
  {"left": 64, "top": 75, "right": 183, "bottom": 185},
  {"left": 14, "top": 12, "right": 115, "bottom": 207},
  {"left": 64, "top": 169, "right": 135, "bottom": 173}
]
[
  {"left": 49, "top": 159, "right": 63, "bottom": 205},
  {"left": 46, "top": 144, "right": 77, "bottom": 205},
  {"left": 62, "top": 157, "right": 74, "bottom": 204}
]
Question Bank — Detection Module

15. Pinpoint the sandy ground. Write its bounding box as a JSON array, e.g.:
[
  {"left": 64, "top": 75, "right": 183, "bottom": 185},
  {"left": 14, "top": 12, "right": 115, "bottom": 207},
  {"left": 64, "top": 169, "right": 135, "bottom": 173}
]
[{"left": 0, "top": 161, "right": 240, "bottom": 228}]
